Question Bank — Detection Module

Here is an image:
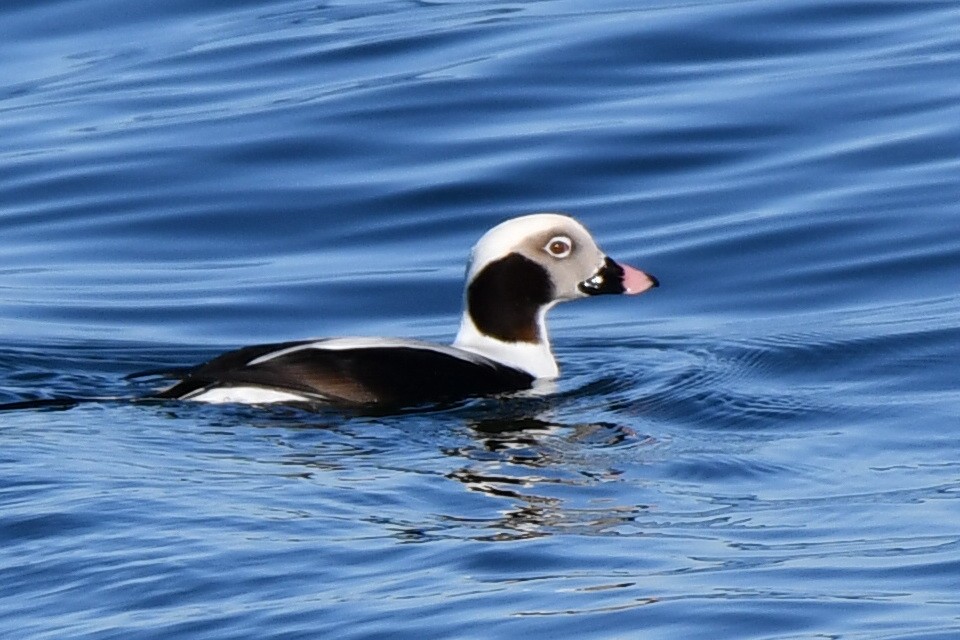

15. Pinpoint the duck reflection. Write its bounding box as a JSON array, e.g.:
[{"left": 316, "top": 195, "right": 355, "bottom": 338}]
[
  {"left": 230, "top": 398, "right": 656, "bottom": 542},
  {"left": 438, "top": 411, "right": 654, "bottom": 541}
]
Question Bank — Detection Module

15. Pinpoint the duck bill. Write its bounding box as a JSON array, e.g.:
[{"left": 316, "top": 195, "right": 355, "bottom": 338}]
[{"left": 578, "top": 257, "right": 659, "bottom": 296}]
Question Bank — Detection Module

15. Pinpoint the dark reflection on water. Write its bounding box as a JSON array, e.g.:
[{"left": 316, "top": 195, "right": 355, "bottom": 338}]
[{"left": 445, "top": 416, "right": 654, "bottom": 542}]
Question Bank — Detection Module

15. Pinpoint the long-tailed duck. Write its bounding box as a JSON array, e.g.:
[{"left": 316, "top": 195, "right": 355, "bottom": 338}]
[{"left": 148, "top": 213, "right": 658, "bottom": 407}]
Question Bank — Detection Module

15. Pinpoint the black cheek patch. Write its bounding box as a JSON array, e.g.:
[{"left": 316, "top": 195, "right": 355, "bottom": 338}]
[{"left": 467, "top": 253, "right": 554, "bottom": 343}]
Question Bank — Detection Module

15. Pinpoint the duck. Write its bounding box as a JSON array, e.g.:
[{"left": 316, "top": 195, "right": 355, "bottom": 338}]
[{"left": 148, "top": 213, "right": 658, "bottom": 407}]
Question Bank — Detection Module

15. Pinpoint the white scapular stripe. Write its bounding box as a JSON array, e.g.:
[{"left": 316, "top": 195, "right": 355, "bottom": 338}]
[{"left": 246, "top": 337, "right": 492, "bottom": 367}]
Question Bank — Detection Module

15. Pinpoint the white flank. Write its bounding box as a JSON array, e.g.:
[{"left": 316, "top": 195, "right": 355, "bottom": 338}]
[{"left": 184, "top": 386, "right": 316, "bottom": 404}]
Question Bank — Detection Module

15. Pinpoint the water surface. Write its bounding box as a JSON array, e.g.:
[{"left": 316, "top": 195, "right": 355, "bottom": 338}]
[{"left": 2, "top": 1, "right": 960, "bottom": 638}]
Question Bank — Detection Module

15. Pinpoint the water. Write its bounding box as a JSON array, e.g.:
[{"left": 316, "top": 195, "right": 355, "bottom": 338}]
[{"left": 2, "top": 0, "right": 960, "bottom": 637}]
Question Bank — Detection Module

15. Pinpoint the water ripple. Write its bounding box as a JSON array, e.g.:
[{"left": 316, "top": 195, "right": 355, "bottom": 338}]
[{"left": 3, "top": 0, "right": 960, "bottom": 638}]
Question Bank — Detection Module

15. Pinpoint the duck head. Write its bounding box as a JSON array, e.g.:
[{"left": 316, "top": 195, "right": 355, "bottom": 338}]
[{"left": 453, "top": 213, "right": 658, "bottom": 378}]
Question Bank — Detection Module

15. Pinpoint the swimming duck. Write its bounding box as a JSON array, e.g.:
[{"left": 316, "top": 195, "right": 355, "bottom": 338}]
[{"left": 151, "top": 213, "right": 658, "bottom": 406}]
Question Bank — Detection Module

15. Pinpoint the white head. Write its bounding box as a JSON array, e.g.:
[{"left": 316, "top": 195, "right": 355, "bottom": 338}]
[{"left": 453, "top": 213, "right": 657, "bottom": 378}]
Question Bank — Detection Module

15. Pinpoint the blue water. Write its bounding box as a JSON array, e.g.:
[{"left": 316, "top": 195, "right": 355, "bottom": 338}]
[{"left": 2, "top": 0, "right": 960, "bottom": 637}]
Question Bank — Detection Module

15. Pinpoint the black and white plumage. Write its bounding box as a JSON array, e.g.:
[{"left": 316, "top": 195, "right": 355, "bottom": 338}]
[{"left": 150, "top": 213, "right": 658, "bottom": 407}]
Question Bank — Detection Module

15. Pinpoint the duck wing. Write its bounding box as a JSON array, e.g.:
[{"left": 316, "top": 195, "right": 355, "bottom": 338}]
[{"left": 153, "top": 338, "right": 534, "bottom": 406}]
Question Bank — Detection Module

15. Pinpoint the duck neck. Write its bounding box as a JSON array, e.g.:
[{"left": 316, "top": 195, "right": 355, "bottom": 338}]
[
  {"left": 452, "top": 252, "right": 560, "bottom": 378},
  {"left": 453, "top": 306, "right": 559, "bottom": 379}
]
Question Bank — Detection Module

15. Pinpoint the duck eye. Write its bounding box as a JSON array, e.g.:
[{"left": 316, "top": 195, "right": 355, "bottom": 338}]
[{"left": 545, "top": 236, "right": 573, "bottom": 259}]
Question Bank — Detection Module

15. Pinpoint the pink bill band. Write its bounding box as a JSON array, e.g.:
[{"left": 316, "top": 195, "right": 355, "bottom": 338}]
[{"left": 620, "top": 262, "right": 659, "bottom": 295}]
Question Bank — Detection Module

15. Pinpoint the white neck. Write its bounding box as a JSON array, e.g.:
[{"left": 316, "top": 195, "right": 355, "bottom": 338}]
[{"left": 453, "top": 306, "right": 559, "bottom": 379}]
